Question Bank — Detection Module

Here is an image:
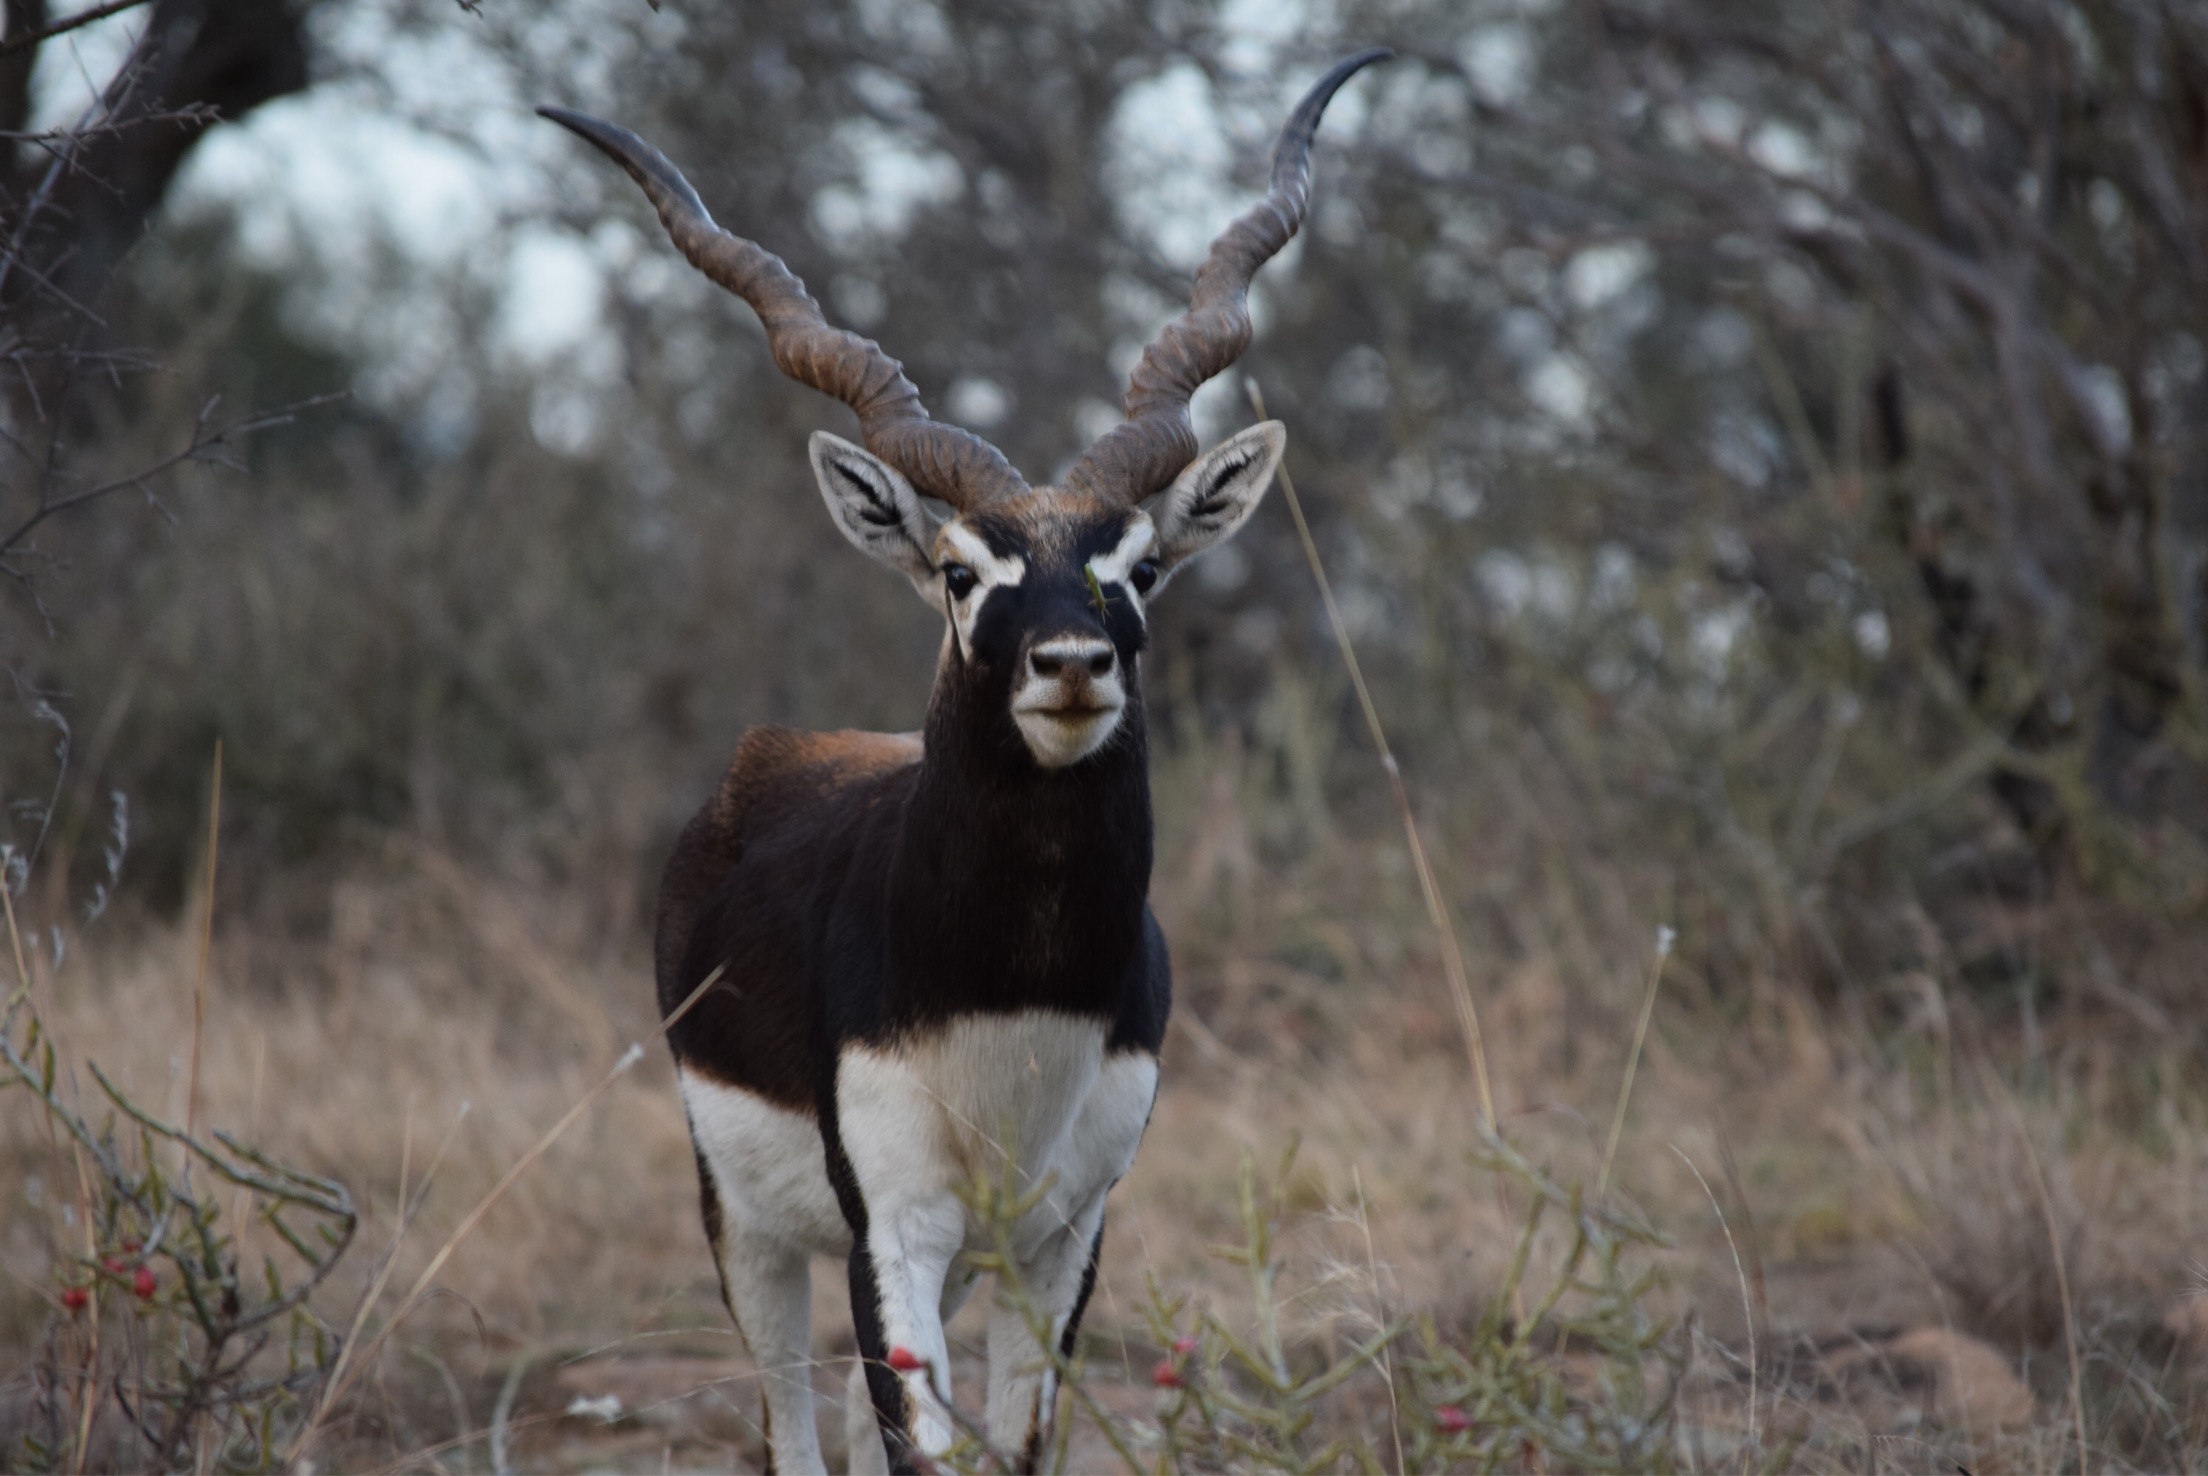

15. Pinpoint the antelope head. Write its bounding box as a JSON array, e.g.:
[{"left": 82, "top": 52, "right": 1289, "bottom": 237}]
[{"left": 541, "top": 49, "right": 1386, "bottom": 771}]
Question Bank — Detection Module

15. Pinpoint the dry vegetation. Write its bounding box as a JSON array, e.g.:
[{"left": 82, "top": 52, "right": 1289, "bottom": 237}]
[{"left": 5, "top": 729, "right": 2206, "bottom": 1471}]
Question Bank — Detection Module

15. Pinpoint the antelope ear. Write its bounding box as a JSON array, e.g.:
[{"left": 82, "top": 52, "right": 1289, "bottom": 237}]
[
  {"left": 1147, "top": 421, "right": 1286, "bottom": 580},
  {"left": 809, "top": 431, "right": 940, "bottom": 589}
]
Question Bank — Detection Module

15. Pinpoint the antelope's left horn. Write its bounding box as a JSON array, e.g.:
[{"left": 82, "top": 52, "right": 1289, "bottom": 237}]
[{"left": 539, "top": 105, "right": 1028, "bottom": 510}]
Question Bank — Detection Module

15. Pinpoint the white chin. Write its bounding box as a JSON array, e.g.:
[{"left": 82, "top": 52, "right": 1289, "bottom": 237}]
[{"left": 1013, "top": 707, "right": 1124, "bottom": 768}]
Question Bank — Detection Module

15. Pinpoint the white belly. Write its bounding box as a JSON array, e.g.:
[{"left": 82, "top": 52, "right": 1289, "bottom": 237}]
[
  {"left": 680, "top": 1014, "right": 1157, "bottom": 1261},
  {"left": 839, "top": 1013, "right": 1157, "bottom": 1259}
]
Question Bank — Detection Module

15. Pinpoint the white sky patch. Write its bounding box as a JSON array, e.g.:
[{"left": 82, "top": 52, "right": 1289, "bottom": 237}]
[
  {"left": 1216, "top": 0, "right": 1313, "bottom": 75},
  {"left": 1478, "top": 550, "right": 1530, "bottom": 619},
  {"left": 184, "top": 105, "right": 497, "bottom": 270},
  {"left": 1779, "top": 190, "right": 1832, "bottom": 232},
  {"left": 812, "top": 118, "right": 963, "bottom": 248},
  {"left": 1190, "top": 373, "right": 1242, "bottom": 448},
  {"left": 2076, "top": 363, "right": 2132, "bottom": 454},
  {"left": 1691, "top": 603, "right": 1752, "bottom": 683},
  {"left": 1565, "top": 242, "right": 1651, "bottom": 310},
  {"left": 1852, "top": 609, "right": 1891, "bottom": 660},
  {"left": 498, "top": 228, "right": 608, "bottom": 365},
  {"left": 1459, "top": 24, "right": 1533, "bottom": 106},
  {"left": 27, "top": 9, "right": 145, "bottom": 128},
  {"left": 1748, "top": 121, "right": 1815, "bottom": 179},
  {"left": 130, "top": 1, "right": 640, "bottom": 439},
  {"left": 1106, "top": 60, "right": 1235, "bottom": 267},
  {"left": 945, "top": 375, "right": 1010, "bottom": 430},
  {"left": 1528, "top": 354, "right": 1591, "bottom": 424}
]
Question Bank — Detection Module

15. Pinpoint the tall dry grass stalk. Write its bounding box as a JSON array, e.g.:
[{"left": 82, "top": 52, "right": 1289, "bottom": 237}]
[
  {"left": 187, "top": 739, "right": 220, "bottom": 1136},
  {"left": 1248, "top": 382, "right": 1496, "bottom": 1131},
  {"left": 1598, "top": 928, "right": 1672, "bottom": 1198}
]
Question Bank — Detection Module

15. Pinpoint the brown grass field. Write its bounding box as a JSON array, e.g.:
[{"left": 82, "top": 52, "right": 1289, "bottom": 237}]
[{"left": 4, "top": 737, "right": 2207, "bottom": 1472}]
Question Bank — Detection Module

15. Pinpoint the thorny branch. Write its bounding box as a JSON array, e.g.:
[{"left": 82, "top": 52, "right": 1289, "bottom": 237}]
[
  {"left": 0, "top": 390, "right": 350, "bottom": 567},
  {"left": 0, "top": 0, "right": 153, "bottom": 61}
]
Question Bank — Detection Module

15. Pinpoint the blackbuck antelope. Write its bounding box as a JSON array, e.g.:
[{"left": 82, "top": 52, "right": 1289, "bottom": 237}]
[{"left": 541, "top": 47, "right": 1387, "bottom": 1474}]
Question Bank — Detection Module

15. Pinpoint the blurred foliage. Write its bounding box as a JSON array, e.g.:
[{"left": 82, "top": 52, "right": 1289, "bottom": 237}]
[{"left": 5, "top": 0, "right": 2206, "bottom": 1035}]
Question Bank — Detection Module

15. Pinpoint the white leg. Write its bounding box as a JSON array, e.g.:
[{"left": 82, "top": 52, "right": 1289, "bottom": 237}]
[
  {"left": 836, "top": 1046, "right": 979, "bottom": 1467},
  {"left": 854, "top": 1196, "right": 965, "bottom": 1462},
  {"left": 716, "top": 1229, "right": 825, "bottom": 1474},
  {"left": 986, "top": 1196, "right": 1107, "bottom": 1471},
  {"left": 844, "top": 1250, "right": 974, "bottom": 1472}
]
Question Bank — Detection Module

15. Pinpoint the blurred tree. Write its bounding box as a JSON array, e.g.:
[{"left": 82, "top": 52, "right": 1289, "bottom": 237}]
[
  {"left": 1330, "top": 0, "right": 2208, "bottom": 889},
  {"left": 13, "top": 0, "right": 2207, "bottom": 1013},
  {"left": 1, "top": 0, "right": 311, "bottom": 598}
]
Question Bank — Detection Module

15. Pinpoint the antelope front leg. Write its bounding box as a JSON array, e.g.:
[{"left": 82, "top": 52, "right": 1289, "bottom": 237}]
[
  {"left": 847, "top": 1198, "right": 963, "bottom": 1472},
  {"left": 836, "top": 1053, "right": 968, "bottom": 1471},
  {"left": 987, "top": 1194, "right": 1109, "bottom": 1472}
]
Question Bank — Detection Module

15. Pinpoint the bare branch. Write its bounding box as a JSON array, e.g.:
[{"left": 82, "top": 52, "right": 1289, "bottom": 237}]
[
  {"left": 0, "top": 0, "right": 149, "bottom": 61},
  {"left": 0, "top": 390, "right": 348, "bottom": 562}
]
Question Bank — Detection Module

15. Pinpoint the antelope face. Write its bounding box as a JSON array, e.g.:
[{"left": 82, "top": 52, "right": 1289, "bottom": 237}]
[
  {"left": 938, "top": 501, "right": 1150, "bottom": 768},
  {"left": 811, "top": 421, "right": 1288, "bottom": 770},
  {"left": 547, "top": 49, "right": 1379, "bottom": 772}
]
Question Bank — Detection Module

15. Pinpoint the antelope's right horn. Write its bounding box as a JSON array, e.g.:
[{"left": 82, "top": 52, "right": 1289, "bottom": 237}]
[{"left": 1061, "top": 49, "right": 1391, "bottom": 505}]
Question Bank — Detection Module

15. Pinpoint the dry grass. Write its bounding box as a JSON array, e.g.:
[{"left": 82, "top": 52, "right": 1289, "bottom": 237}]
[{"left": 4, "top": 790, "right": 2207, "bottom": 1470}]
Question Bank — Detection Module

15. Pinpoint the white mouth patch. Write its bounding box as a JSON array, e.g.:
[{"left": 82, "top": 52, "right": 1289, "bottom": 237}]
[
  {"left": 1011, "top": 702, "right": 1125, "bottom": 769},
  {"left": 1012, "top": 633, "right": 1127, "bottom": 769}
]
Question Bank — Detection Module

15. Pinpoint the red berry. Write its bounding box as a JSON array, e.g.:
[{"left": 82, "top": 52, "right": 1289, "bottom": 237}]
[
  {"left": 133, "top": 1266, "right": 157, "bottom": 1300},
  {"left": 1150, "top": 1360, "right": 1182, "bottom": 1389},
  {"left": 1435, "top": 1404, "right": 1471, "bottom": 1435},
  {"left": 1172, "top": 1336, "right": 1199, "bottom": 1356},
  {"left": 102, "top": 1256, "right": 126, "bottom": 1274},
  {"left": 121, "top": 1239, "right": 140, "bottom": 1254},
  {"left": 60, "top": 1287, "right": 89, "bottom": 1312},
  {"left": 885, "top": 1345, "right": 924, "bottom": 1372}
]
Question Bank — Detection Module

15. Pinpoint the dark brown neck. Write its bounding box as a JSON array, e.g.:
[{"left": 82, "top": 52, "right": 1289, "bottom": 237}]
[{"left": 879, "top": 676, "right": 1153, "bottom": 1029}]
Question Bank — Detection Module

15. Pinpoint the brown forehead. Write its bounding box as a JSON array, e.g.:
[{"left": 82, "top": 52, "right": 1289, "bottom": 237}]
[{"left": 955, "top": 490, "right": 1136, "bottom": 563}]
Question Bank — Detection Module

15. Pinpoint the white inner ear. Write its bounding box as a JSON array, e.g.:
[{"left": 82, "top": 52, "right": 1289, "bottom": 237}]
[
  {"left": 1149, "top": 420, "right": 1287, "bottom": 580},
  {"left": 809, "top": 431, "right": 940, "bottom": 593}
]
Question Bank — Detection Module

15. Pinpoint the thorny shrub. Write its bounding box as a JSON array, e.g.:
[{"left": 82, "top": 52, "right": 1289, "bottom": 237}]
[
  {"left": 3, "top": 791, "right": 359, "bottom": 1471},
  {"left": 941, "top": 1135, "right": 1683, "bottom": 1474}
]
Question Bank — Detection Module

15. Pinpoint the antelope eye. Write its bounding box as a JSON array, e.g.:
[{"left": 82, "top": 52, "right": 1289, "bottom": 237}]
[
  {"left": 941, "top": 562, "right": 978, "bottom": 600},
  {"left": 1129, "top": 559, "right": 1161, "bottom": 595}
]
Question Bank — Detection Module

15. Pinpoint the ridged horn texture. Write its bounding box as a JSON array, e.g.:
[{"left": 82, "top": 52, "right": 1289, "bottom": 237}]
[
  {"left": 1062, "top": 48, "right": 1392, "bottom": 505},
  {"left": 538, "top": 105, "right": 1028, "bottom": 511}
]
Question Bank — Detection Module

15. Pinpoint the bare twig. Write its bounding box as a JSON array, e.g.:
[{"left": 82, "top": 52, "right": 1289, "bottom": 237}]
[
  {"left": 0, "top": 0, "right": 154, "bottom": 61},
  {"left": 0, "top": 103, "right": 220, "bottom": 144},
  {"left": 0, "top": 391, "right": 347, "bottom": 563}
]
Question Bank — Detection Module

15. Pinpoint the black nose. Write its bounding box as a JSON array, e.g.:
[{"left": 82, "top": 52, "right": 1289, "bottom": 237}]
[{"left": 1029, "top": 639, "right": 1115, "bottom": 680}]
